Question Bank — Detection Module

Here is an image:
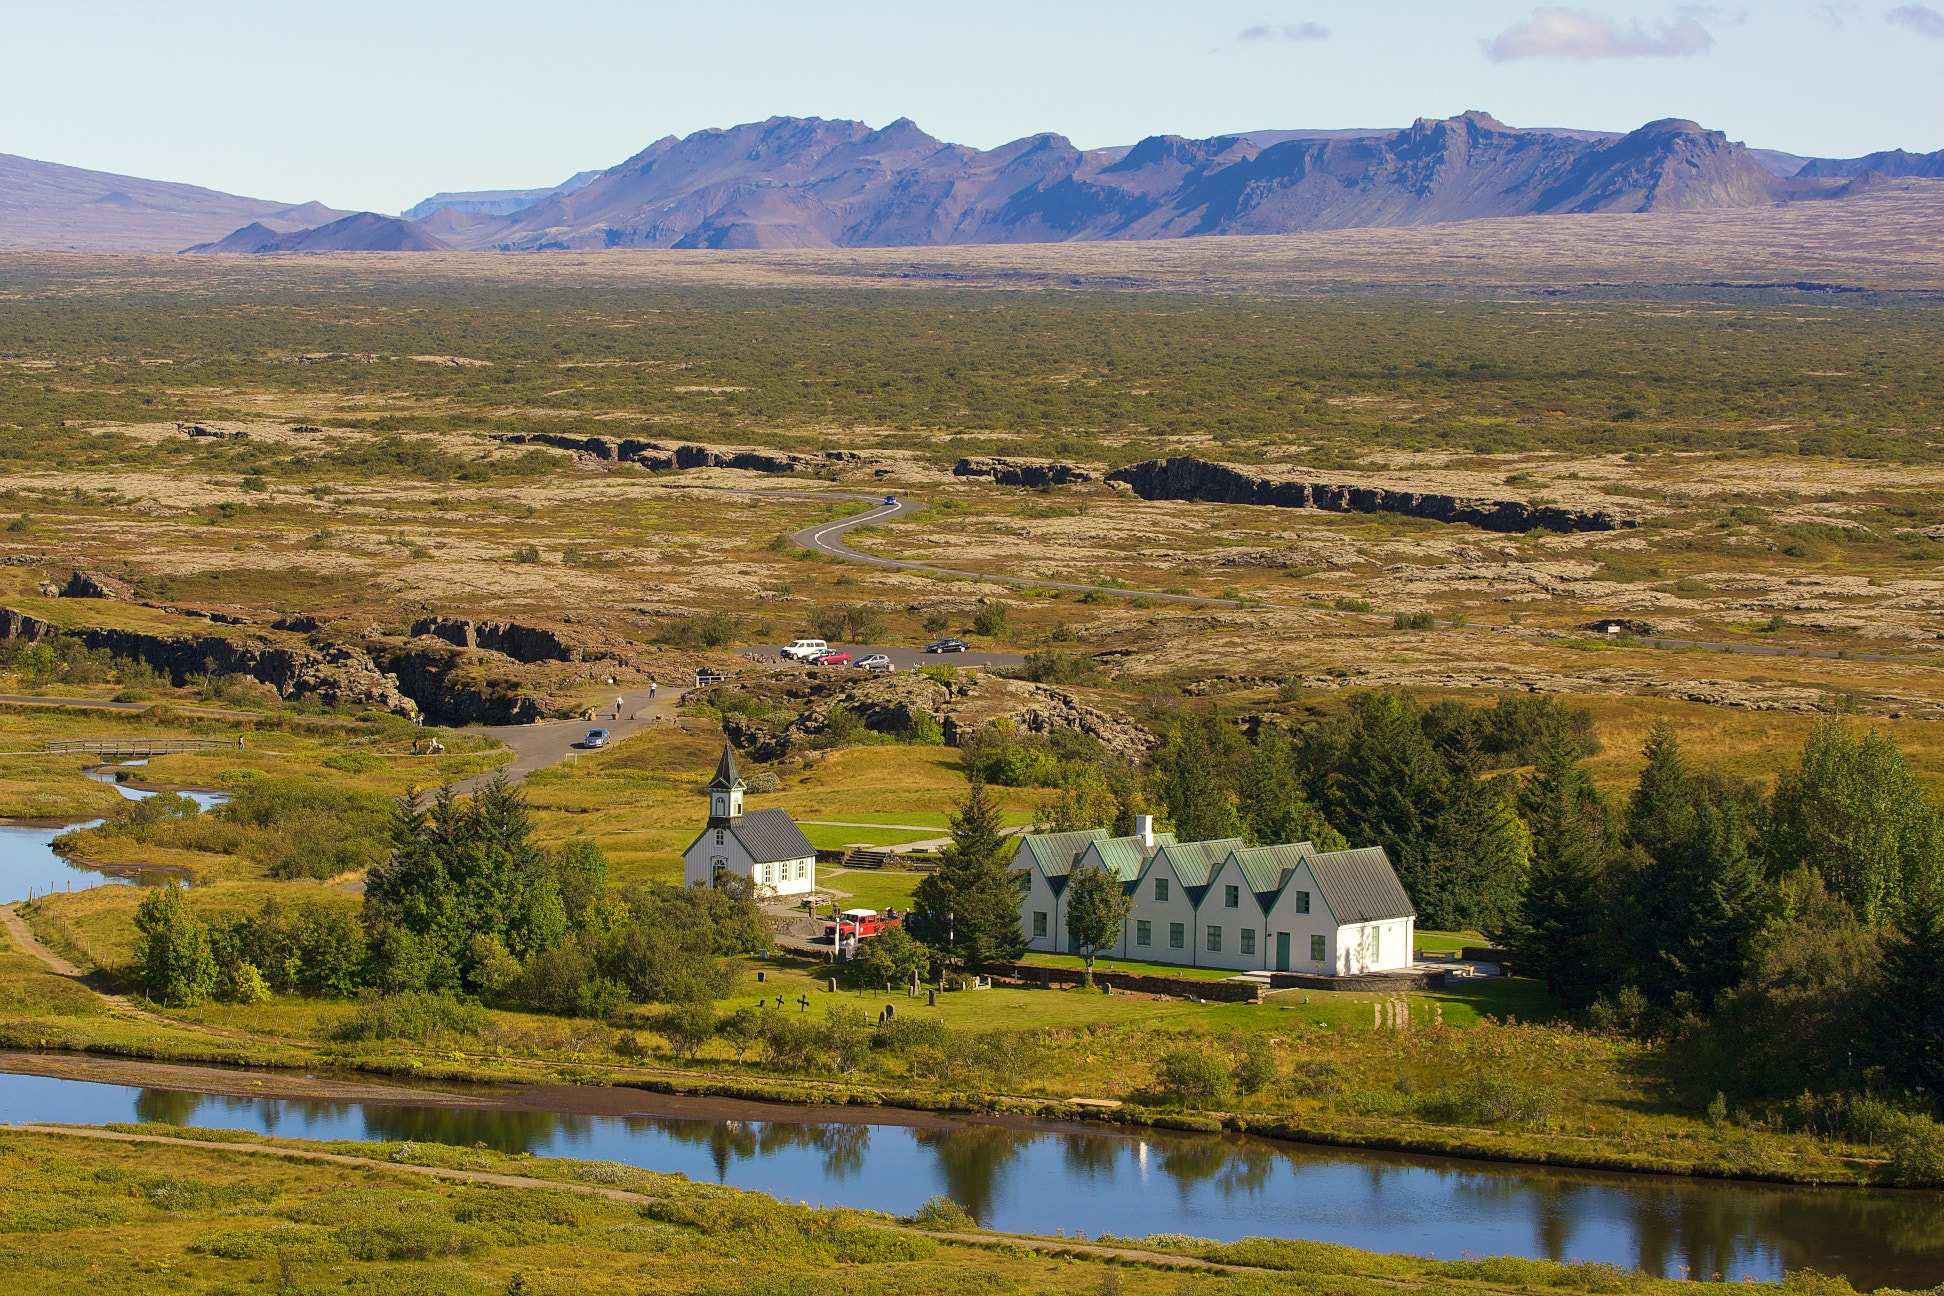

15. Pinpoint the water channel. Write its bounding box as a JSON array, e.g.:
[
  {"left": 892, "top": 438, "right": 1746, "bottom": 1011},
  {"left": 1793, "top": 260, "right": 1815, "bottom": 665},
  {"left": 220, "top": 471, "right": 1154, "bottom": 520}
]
[
  {"left": 0, "top": 763, "right": 226, "bottom": 903},
  {"left": 1, "top": 1065, "right": 1939, "bottom": 1288}
]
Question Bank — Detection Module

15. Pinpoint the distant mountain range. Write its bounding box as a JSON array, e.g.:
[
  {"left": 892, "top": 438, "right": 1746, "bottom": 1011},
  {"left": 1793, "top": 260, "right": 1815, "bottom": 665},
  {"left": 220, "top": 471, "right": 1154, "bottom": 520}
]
[{"left": 2, "top": 113, "right": 1939, "bottom": 255}]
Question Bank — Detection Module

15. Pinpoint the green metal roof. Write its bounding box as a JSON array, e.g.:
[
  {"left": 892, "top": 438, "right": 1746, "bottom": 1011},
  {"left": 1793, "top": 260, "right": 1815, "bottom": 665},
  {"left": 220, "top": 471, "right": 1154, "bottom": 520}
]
[
  {"left": 1308, "top": 846, "right": 1415, "bottom": 923},
  {"left": 1014, "top": 829, "right": 1110, "bottom": 880},
  {"left": 1082, "top": 832, "right": 1177, "bottom": 883},
  {"left": 1150, "top": 838, "right": 1246, "bottom": 893},
  {"left": 1227, "top": 842, "right": 1316, "bottom": 900}
]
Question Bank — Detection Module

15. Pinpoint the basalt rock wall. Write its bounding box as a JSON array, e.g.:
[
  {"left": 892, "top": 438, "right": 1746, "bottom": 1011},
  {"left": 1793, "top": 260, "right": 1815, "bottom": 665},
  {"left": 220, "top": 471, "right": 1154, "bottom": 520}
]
[
  {"left": 366, "top": 641, "right": 547, "bottom": 726},
  {"left": 409, "top": 616, "right": 587, "bottom": 663},
  {"left": 953, "top": 457, "right": 1094, "bottom": 487},
  {"left": 1106, "top": 457, "right": 1634, "bottom": 534},
  {"left": 0, "top": 609, "right": 415, "bottom": 715},
  {"left": 497, "top": 433, "right": 863, "bottom": 476}
]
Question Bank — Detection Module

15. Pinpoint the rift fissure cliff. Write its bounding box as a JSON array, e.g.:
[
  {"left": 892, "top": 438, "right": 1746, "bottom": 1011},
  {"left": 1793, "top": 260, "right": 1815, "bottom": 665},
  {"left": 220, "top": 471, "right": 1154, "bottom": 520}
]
[
  {"left": 494, "top": 434, "right": 864, "bottom": 475},
  {"left": 1105, "top": 458, "right": 1634, "bottom": 534}
]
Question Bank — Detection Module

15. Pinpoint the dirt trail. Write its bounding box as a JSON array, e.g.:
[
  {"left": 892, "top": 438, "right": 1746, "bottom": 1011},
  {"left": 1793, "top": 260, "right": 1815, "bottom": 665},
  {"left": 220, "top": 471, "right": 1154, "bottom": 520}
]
[{"left": 5, "top": 1124, "right": 1263, "bottom": 1276}]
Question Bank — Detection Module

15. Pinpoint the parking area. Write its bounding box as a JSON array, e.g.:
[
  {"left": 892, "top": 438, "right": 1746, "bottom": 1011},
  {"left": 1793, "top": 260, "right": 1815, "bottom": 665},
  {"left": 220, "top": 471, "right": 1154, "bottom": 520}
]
[{"left": 749, "top": 643, "right": 1026, "bottom": 670}]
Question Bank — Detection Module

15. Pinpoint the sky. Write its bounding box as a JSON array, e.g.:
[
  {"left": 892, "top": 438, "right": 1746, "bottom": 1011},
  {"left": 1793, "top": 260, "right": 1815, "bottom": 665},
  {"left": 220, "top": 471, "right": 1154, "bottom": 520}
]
[{"left": 2, "top": 1, "right": 1940, "bottom": 214}]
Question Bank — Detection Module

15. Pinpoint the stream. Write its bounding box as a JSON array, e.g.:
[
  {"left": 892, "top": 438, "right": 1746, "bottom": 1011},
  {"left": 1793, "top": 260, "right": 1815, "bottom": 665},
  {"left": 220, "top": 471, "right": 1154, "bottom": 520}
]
[
  {"left": 0, "top": 763, "right": 227, "bottom": 903},
  {"left": 1, "top": 1065, "right": 1939, "bottom": 1288}
]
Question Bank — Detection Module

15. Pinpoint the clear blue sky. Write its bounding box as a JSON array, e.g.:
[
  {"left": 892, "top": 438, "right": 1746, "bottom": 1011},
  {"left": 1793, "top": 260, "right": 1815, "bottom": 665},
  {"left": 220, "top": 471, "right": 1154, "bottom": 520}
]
[{"left": 4, "top": 1, "right": 1940, "bottom": 213}]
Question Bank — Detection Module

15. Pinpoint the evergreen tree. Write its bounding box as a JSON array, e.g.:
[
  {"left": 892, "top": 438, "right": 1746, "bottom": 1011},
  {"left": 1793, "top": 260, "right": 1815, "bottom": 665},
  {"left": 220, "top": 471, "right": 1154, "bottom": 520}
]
[
  {"left": 1627, "top": 722, "right": 1694, "bottom": 861},
  {"left": 910, "top": 779, "right": 1026, "bottom": 969},
  {"left": 1873, "top": 874, "right": 1944, "bottom": 1093},
  {"left": 1509, "top": 727, "right": 1609, "bottom": 1009},
  {"left": 1664, "top": 799, "right": 1767, "bottom": 1009},
  {"left": 1148, "top": 712, "right": 1245, "bottom": 842},
  {"left": 1065, "top": 860, "right": 1136, "bottom": 985},
  {"left": 1418, "top": 748, "right": 1529, "bottom": 934},
  {"left": 1242, "top": 722, "right": 1347, "bottom": 850},
  {"left": 1302, "top": 690, "right": 1448, "bottom": 889},
  {"left": 132, "top": 880, "right": 218, "bottom": 1007}
]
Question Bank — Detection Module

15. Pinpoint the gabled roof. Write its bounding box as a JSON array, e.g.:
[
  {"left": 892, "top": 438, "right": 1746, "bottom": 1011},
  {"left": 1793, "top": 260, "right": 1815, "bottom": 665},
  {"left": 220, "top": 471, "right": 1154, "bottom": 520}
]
[
  {"left": 1227, "top": 842, "right": 1316, "bottom": 900},
  {"left": 1014, "top": 829, "right": 1110, "bottom": 881},
  {"left": 1083, "top": 832, "right": 1178, "bottom": 884},
  {"left": 1308, "top": 845, "right": 1416, "bottom": 923},
  {"left": 1149, "top": 838, "right": 1246, "bottom": 895},
  {"left": 708, "top": 745, "right": 745, "bottom": 791},
  {"left": 729, "top": 807, "right": 814, "bottom": 864}
]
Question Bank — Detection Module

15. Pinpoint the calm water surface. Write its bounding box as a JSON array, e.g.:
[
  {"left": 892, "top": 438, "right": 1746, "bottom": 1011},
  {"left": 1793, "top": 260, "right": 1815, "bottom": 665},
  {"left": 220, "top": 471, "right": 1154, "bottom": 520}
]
[
  {"left": 2, "top": 1067, "right": 1939, "bottom": 1288},
  {"left": 0, "top": 764, "right": 226, "bottom": 903}
]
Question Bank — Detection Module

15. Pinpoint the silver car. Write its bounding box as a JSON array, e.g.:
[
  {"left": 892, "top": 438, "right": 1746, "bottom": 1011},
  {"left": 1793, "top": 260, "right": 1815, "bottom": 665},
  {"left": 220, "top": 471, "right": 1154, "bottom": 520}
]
[{"left": 856, "top": 653, "right": 893, "bottom": 671}]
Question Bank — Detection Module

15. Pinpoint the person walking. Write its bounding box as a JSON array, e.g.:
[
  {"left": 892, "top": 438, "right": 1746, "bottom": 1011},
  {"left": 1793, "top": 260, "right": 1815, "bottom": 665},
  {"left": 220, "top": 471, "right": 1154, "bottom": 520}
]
[
  {"left": 614, "top": 695, "right": 624, "bottom": 719},
  {"left": 649, "top": 677, "right": 657, "bottom": 700}
]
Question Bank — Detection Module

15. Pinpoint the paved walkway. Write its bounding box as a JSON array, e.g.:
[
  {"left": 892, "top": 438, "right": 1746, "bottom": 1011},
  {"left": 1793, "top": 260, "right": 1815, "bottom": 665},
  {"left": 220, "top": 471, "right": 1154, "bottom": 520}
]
[{"left": 451, "top": 684, "right": 681, "bottom": 796}]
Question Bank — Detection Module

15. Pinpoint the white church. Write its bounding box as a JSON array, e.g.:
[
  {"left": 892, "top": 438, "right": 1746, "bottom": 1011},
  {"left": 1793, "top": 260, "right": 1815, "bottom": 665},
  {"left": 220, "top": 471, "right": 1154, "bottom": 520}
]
[
  {"left": 1013, "top": 816, "right": 1416, "bottom": 976},
  {"left": 681, "top": 746, "right": 818, "bottom": 898}
]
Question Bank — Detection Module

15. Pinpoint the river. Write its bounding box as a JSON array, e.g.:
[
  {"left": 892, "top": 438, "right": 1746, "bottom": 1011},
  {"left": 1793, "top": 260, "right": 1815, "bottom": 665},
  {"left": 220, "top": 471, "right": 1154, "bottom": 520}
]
[
  {"left": 1, "top": 1065, "right": 1938, "bottom": 1287},
  {"left": 0, "top": 763, "right": 226, "bottom": 903}
]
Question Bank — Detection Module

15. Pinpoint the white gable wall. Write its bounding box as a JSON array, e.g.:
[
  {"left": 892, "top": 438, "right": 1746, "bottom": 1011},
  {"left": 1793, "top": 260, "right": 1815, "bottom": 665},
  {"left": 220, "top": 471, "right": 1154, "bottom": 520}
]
[
  {"left": 1197, "top": 856, "right": 1269, "bottom": 971},
  {"left": 1261, "top": 859, "right": 1344, "bottom": 974},
  {"left": 1127, "top": 853, "right": 1201, "bottom": 965},
  {"left": 682, "top": 825, "right": 816, "bottom": 898},
  {"left": 1021, "top": 863, "right": 1064, "bottom": 953}
]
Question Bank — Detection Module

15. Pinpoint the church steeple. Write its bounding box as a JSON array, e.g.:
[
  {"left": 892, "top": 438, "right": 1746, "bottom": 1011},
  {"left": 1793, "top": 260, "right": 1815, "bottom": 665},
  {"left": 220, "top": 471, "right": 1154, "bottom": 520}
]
[{"left": 707, "top": 744, "right": 745, "bottom": 825}]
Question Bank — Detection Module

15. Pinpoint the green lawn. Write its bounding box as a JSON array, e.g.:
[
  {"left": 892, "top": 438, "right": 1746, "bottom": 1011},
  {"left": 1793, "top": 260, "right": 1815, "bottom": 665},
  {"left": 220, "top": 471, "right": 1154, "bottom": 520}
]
[
  {"left": 1413, "top": 929, "right": 1487, "bottom": 954},
  {"left": 1019, "top": 952, "right": 1240, "bottom": 982},
  {"left": 819, "top": 868, "right": 926, "bottom": 911},
  {"left": 796, "top": 823, "right": 945, "bottom": 850}
]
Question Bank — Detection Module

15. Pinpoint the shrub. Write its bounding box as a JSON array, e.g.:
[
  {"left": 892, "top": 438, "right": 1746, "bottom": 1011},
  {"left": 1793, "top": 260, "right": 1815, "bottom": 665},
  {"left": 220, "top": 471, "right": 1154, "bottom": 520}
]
[
  {"left": 658, "top": 1001, "right": 717, "bottom": 1059},
  {"left": 760, "top": 1012, "right": 830, "bottom": 1072},
  {"left": 1006, "top": 649, "right": 1102, "bottom": 686},
  {"left": 332, "top": 991, "right": 487, "bottom": 1042},
  {"left": 656, "top": 611, "right": 741, "bottom": 648},
  {"left": 972, "top": 603, "right": 1010, "bottom": 638},
  {"left": 1392, "top": 611, "right": 1436, "bottom": 630},
  {"left": 905, "top": 1196, "right": 976, "bottom": 1231},
  {"left": 322, "top": 752, "right": 388, "bottom": 773},
  {"left": 1333, "top": 596, "right": 1372, "bottom": 613},
  {"left": 854, "top": 925, "right": 932, "bottom": 988},
  {"left": 874, "top": 1015, "right": 952, "bottom": 1054},
  {"left": 510, "top": 544, "right": 541, "bottom": 563},
  {"left": 1152, "top": 1044, "right": 1235, "bottom": 1107},
  {"left": 132, "top": 881, "right": 217, "bottom": 1007}
]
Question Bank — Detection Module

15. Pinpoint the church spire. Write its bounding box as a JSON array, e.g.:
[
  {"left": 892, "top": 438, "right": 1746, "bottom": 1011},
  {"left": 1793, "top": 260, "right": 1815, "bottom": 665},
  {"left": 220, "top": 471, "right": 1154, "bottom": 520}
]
[{"left": 707, "top": 744, "right": 745, "bottom": 826}]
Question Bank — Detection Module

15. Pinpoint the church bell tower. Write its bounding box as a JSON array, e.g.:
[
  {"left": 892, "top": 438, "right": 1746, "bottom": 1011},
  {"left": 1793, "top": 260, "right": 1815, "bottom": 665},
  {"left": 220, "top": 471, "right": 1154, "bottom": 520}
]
[{"left": 707, "top": 744, "right": 745, "bottom": 826}]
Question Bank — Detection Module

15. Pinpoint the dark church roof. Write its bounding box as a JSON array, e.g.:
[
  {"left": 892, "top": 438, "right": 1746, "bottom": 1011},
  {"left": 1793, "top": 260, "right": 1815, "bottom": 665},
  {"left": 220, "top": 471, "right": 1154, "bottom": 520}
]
[
  {"left": 728, "top": 808, "right": 814, "bottom": 864},
  {"left": 708, "top": 744, "right": 744, "bottom": 791}
]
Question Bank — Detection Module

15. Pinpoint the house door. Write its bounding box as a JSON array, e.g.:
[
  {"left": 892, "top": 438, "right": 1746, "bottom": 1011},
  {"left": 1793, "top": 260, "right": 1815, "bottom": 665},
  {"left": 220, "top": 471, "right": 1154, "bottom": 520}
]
[{"left": 1275, "top": 932, "right": 1290, "bottom": 972}]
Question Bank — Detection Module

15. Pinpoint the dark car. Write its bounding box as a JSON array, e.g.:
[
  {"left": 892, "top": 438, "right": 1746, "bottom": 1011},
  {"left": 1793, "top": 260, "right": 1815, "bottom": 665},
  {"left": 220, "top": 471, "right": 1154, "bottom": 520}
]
[
  {"left": 883, "top": 494, "right": 898, "bottom": 506},
  {"left": 582, "top": 728, "right": 610, "bottom": 748},
  {"left": 924, "top": 638, "right": 970, "bottom": 654}
]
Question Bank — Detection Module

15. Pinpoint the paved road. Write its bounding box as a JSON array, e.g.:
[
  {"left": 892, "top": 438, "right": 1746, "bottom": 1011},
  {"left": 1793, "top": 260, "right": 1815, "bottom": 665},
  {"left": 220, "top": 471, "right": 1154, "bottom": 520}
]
[
  {"left": 654, "top": 485, "right": 1240, "bottom": 607},
  {"left": 452, "top": 684, "right": 682, "bottom": 797},
  {"left": 749, "top": 643, "right": 1025, "bottom": 669}
]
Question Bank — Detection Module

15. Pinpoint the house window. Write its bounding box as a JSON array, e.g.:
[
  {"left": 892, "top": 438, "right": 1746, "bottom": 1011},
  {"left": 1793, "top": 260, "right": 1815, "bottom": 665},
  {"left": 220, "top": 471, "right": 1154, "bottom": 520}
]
[
  {"left": 1168, "top": 922, "right": 1185, "bottom": 950},
  {"left": 762, "top": 864, "right": 773, "bottom": 885},
  {"left": 1154, "top": 877, "right": 1169, "bottom": 902},
  {"left": 1373, "top": 926, "right": 1382, "bottom": 961},
  {"left": 1224, "top": 885, "right": 1239, "bottom": 909},
  {"left": 715, "top": 830, "right": 724, "bottom": 846},
  {"left": 1310, "top": 934, "right": 1325, "bottom": 962},
  {"left": 1136, "top": 920, "right": 1152, "bottom": 947},
  {"left": 1206, "top": 925, "right": 1222, "bottom": 953},
  {"left": 798, "top": 861, "right": 809, "bottom": 879},
  {"left": 1033, "top": 911, "right": 1048, "bottom": 937},
  {"left": 1240, "top": 929, "right": 1256, "bottom": 956},
  {"left": 1295, "top": 890, "right": 1310, "bottom": 914}
]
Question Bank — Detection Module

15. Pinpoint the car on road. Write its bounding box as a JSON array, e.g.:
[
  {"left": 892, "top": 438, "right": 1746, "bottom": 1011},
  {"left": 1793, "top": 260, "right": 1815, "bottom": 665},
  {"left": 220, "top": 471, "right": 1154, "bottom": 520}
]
[
  {"left": 883, "top": 495, "right": 898, "bottom": 506},
  {"left": 825, "top": 908, "right": 898, "bottom": 942},
  {"left": 780, "top": 638, "right": 829, "bottom": 661},
  {"left": 811, "top": 650, "right": 853, "bottom": 666},
  {"left": 925, "top": 637, "right": 970, "bottom": 653},
  {"left": 582, "top": 728, "right": 610, "bottom": 748},
  {"left": 856, "top": 653, "right": 893, "bottom": 671}
]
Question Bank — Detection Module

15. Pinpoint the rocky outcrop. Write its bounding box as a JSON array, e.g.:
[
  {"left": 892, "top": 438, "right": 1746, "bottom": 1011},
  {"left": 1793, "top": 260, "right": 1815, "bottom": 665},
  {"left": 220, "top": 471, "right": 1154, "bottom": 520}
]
[
  {"left": 365, "top": 641, "right": 545, "bottom": 725},
  {"left": 495, "top": 434, "right": 865, "bottom": 476},
  {"left": 953, "top": 457, "right": 1094, "bottom": 487},
  {"left": 0, "top": 609, "right": 415, "bottom": 715},
  {"left": 1106, "top": 458, "right": 1634, "bottom": 535},
  {"left": 409, "top": 616, "right": 590, "bottom": 663},
  {"left": 62, "top": 570, "right": 134, "bottom": 599}
]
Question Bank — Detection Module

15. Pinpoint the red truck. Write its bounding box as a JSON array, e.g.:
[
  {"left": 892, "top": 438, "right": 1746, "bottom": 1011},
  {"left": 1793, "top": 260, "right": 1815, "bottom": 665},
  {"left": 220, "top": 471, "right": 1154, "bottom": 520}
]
[{"left": 824, "top": 908, "right": 896, "bottom": 943}]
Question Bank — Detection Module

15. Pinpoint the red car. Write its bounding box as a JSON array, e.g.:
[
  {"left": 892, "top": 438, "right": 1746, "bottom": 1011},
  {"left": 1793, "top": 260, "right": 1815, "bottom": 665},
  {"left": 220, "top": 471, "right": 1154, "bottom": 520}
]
[{"left": 811, "top": 651, "right": 852, "bottom": 666}]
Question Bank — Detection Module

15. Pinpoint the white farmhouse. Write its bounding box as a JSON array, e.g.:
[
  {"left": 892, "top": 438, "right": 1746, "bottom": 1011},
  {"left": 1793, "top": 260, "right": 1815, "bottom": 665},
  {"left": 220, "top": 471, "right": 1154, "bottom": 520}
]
[
  {"left": 1012, "top": 819, "right": 1417, "bottom": 977},
  {"left": 681, "top": 746, "right": 817, "bottom": 898}
]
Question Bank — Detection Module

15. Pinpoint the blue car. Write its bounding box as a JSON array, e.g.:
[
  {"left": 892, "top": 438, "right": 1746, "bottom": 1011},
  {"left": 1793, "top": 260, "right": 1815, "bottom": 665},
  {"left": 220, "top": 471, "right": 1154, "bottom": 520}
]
[
  {"left": 883, "top": 494, "right": 898, "bottom": 506},
  {"left": 582, "top": 728, "right": 610, "bottom": 748}
]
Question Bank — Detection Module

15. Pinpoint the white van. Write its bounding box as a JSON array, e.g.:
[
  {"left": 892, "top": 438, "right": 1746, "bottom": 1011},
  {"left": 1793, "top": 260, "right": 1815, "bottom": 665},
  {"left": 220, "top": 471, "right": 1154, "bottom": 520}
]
[{"left": 781, "top": 638, "right": 829, "bottom": 661}]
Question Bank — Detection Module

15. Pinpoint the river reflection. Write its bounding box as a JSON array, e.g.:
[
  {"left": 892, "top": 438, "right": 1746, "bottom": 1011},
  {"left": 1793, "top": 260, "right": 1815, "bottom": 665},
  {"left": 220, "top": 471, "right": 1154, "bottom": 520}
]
[{"left": 3, "top": 1067, "right": 1942, "bottom": 1289}]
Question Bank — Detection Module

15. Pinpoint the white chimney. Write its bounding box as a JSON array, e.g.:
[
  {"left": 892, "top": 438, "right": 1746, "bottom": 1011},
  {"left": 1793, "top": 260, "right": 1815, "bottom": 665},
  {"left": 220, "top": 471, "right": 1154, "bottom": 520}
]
[{"left": 1135, "top": 814, "right": 1155, "bottom": 849}]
